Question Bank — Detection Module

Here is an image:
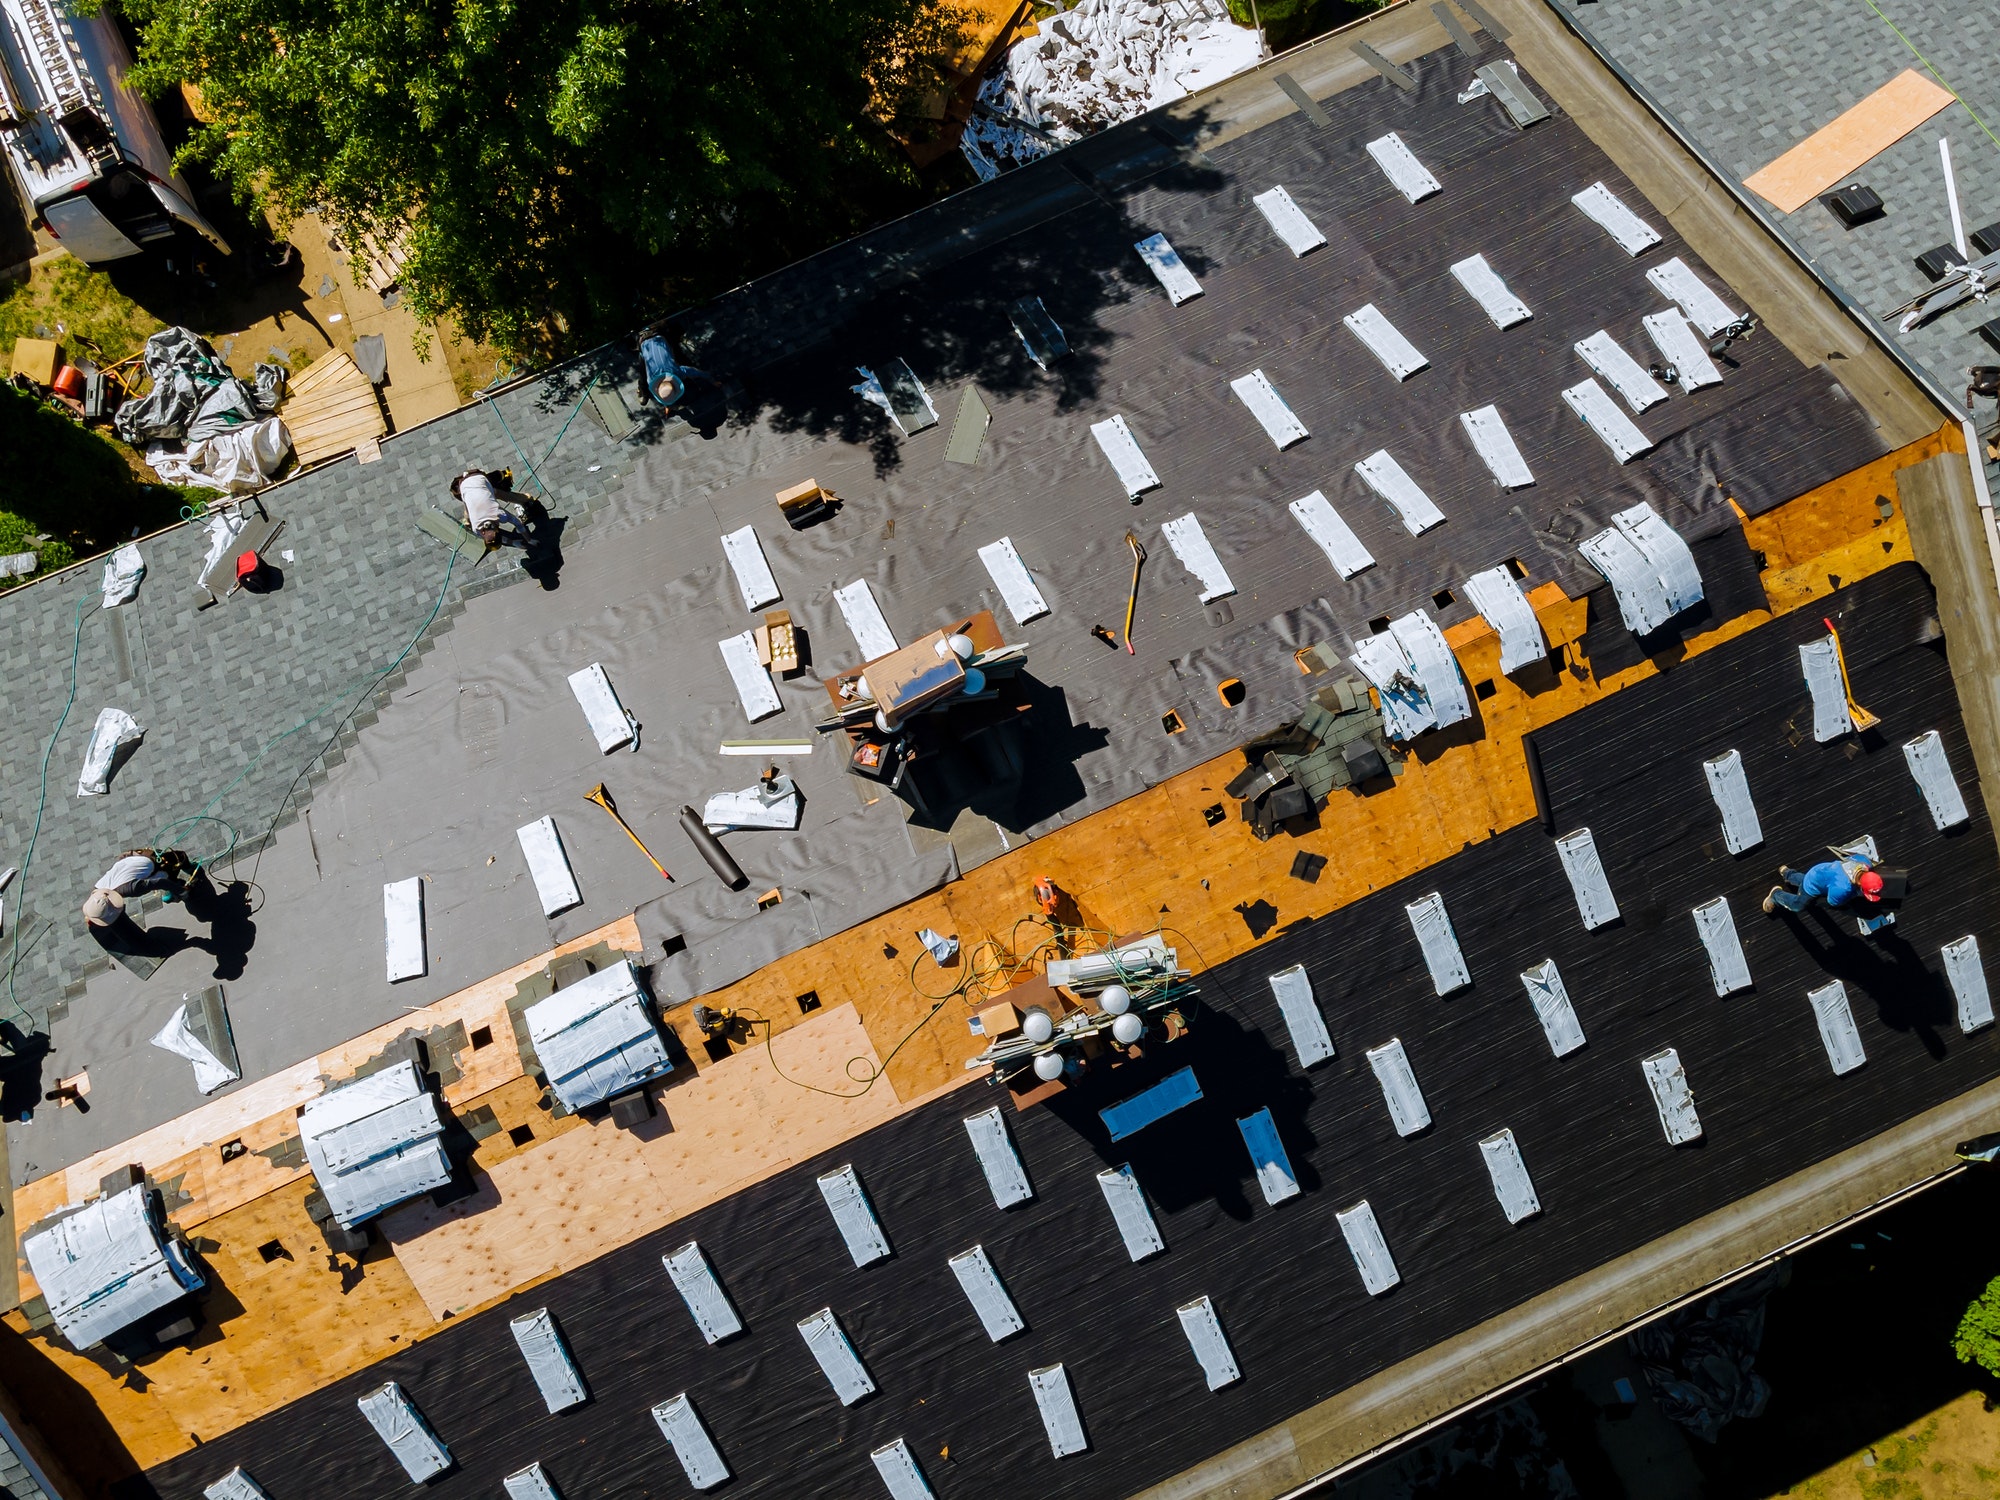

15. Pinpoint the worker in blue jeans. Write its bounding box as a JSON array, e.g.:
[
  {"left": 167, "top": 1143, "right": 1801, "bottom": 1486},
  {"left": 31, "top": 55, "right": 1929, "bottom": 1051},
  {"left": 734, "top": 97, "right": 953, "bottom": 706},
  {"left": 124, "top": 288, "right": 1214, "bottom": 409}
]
[{"left": 1764, "top": 857, "right": 1885, "bottom": 915}]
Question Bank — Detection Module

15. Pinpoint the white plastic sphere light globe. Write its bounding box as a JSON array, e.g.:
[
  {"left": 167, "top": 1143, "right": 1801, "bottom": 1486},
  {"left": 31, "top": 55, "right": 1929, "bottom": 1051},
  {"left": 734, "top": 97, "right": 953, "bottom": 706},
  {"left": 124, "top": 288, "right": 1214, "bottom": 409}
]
[
  {"left": 1032, "top": 1052, "right": 1065, "bottom": 1082},
  {"left": 1112, "top": 1012, "right": 1144, "bottom": 1045},
  {"left": 1022, "top": 1007, "right": 1055, "bottom": 1043},
  {"left": 1098, "top": 983, "right": 1132, "bottom": 1015},
  {"left": 947, "top": 633, "right": 976, "bottom": 660}
]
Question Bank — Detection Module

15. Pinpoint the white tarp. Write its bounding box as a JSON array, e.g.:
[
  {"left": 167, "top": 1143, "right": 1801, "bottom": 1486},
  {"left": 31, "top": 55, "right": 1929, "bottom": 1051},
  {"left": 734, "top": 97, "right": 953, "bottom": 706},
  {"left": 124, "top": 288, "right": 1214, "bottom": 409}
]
[
  {"left": 1161, "top": 513, "right": 1235, "bottom": 602},
  {"left": 1461, "top": 565, "right": 1546, "bottom": 673},
  {"left": 1647, "top": 256, "right": 1740, "bottom": 336},
  {"left": 1091, "top": 414, "right": 1163, "bottom": 496},
  {"left": 1449, "top": 254, "right": 1532, "bottom": 329},
  {"left": 357, "top": 1383, "right": 453, "bottom": 1483},
  {"left": 1573, "top": 181, "right": 1662, "bottom": 256},
  {"left": 1229, "top": 369, "right": 1309, "bottom": 447},
  {"left": 150, "top": 1003, "right": 240, "bottom": 1093},
  {"left": 1643, "top": 309, "right": 1722, "bottom": 389},
  {"left": 23, "top": 1183, "right": 204, "bottom": 1348},
  {"left": 102, "top": 543, "right": 145, "bottom": 607},
  {"left": 524, "top": 959, "right": 673, "bottom": 1112},
  {"left": 1351, "top": 611, "right": 1470, "bottom": 740},
  {"left": 1354, "top": 450, "right": 1445, "bottom": 534},
  {"left": 1366, "top": 131, "right": 1441, "bottom": 202},
  {"left": 718, "top": 631, "right": 782, "bottom": 721},
  {"left": 1460, "top": 406, "right": 1534, "bottom": 487},
  {"left": 1289, "top": 490, "right": 1375, "bottom": 578},
  {"left": 977, "top": 537, "right": 1050, "bottom": 624},
  {"left": 383, "top": 876, "right": 426, "bottom": 982},
  {"left": 1574, "top": 330, "right": 1668, "bottom": 412},
  {"left": 720, "top": 526, "right": 781, "bottom": 612},
  {"left": 703, "top": 773, "right": 802, "bottom": 831},
  {"left": 1251, "top": 185, "right": 1326, "bottom": 255},
  {"left": 567, "top": 663, "right": 638, "bottom": 752},
  {"left": 1344, "top": 304, "right": 1428, "bottom": 380},
  {"left": 1562, "top": 378, "right": 1654, "bottom": 463},
  {"left": 77, "top": 707, "right": 142, "bottom": 796},
  {"left": 1800, "top": 635, "right": 1854, "bottom": 741},
  {"left": 298, "top": 1058, "right": 452, "bottom": 1227},
  {"left": 516, "top": 816, "right": 583, "bottom": 917},
  {"left": 835, "top": 579, "right": 899, "bottom": 661},
  {"left": 1134, "top": 233, "right": 1203, "bottom": 304}
]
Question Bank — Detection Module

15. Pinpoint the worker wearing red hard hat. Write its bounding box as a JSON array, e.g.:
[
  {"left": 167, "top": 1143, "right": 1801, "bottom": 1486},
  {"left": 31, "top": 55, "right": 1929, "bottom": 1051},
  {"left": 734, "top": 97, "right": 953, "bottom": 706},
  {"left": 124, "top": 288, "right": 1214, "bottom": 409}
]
[{"left": 1764, "top": 856, "right": 1884, "bottom": 915}]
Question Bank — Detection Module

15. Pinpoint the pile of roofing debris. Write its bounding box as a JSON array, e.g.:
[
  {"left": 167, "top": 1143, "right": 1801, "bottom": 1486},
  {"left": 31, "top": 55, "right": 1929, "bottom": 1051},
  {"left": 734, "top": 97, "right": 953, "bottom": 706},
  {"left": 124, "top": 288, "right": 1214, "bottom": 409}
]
[
  {"left": 114, "top": 327, "right": 294, "bottom": 494},
  {"left": 1226, "top": 667, "right": 1403, "bottom": 840},
  {"left": 1626, "top": 1262, "right": 1786, "bottom": 1443},
  {"left": 962, "top": 0, "right": 1263, "bottom": 178}
]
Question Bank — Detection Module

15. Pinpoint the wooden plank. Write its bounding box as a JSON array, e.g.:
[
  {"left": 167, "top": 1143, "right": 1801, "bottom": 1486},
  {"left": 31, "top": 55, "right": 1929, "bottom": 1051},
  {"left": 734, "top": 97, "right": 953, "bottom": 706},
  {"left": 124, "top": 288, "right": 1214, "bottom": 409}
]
[{"left": 1744, "top": 69, "right": 1954, "bottom": 213}]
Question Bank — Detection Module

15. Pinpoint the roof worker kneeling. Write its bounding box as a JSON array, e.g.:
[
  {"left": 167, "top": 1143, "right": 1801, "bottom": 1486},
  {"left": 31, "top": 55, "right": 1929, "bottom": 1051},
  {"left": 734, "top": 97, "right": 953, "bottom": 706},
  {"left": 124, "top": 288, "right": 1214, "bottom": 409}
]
[{"left": 1764, "top": 855, "right": 1884, "bottom": 915}]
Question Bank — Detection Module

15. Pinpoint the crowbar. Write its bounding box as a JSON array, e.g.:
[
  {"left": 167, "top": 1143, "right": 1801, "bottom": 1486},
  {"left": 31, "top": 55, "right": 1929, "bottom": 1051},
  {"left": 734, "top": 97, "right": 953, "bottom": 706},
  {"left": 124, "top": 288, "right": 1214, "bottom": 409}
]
[
  {"left": 1122, "top": 531, "right": 1146, "bottom": 655},
  {"left": 585, "top": 782, "right": 672, "bottom": 880},
  {"left": 1821, "top": 617, "right": 1881, "bottom": 732}
]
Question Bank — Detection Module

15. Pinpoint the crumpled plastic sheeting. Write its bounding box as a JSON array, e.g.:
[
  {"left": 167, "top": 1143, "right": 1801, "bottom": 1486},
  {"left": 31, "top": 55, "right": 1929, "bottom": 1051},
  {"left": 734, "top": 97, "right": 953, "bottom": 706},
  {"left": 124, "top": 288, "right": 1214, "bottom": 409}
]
[
  {"left": 114, "top": 326, "right": 275, "bottom": 446},
  {"left": 148, "top": 418, "right": 293, "bottom": 495},
  {"left": 77, "top": 706, "right": 143, "bottom": 796},
  {"left": 101, "top": 543, "right": 144, "bottom": 607},
  {"left": 962, "top": 0, "right": 1262, "bottom": 178},
  {"left": 1626, "top": 1261, "right": 1787, "bottom": 1443},
  {"left": 150, "top": 1002, "right": 241, "bottom": 1094}
]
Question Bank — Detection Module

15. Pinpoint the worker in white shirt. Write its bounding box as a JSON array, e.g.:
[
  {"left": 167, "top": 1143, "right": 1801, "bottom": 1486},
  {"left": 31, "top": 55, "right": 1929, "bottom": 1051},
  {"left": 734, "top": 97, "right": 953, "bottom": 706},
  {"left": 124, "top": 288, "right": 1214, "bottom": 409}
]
[
  {"left": 450, "top": 469, "right": 543, "bottom": 548},
  {"left": 81, "top": 849, "right": 190, "bottom": 928}
]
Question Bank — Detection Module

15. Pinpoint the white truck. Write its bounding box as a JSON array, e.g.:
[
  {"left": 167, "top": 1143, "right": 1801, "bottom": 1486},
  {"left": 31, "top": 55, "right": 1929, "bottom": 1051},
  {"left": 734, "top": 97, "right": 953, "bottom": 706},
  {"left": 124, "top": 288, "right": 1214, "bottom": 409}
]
[{"left": 0, "top": 0, "right": 227, "bottom": 263}]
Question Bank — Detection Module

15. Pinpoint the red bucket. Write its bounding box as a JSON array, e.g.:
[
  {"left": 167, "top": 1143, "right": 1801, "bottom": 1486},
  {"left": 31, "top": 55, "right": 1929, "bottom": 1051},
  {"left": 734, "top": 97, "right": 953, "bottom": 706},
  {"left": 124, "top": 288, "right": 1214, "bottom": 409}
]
[{"left": 51, "top": 365, "right": 85, "bottom": 399}]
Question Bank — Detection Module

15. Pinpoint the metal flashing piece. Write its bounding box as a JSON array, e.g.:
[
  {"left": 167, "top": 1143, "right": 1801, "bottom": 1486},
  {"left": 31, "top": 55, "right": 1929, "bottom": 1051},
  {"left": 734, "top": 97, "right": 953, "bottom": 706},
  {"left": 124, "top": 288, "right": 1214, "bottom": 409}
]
[
  {"left": 1252, "top": 185, "right": 1328, "bottom": 255},
  {"left": 510, "top": 1307, "right": 588, "bottom": 1413},
  {"left": 1800, "top": 636, "right": 1855, "bottom": 741},
  {"left": 1177, "top": 1296, "right": 1242, "bottom": 1390},
  {"left": 1091, "top": 414, "right": 1163, "bottom": 498},
  {"left": 1336, "top": 1200, "right": 1401, "bottom": 1294},
  {"left": 977, "top": 536, "right": 1050, "bottom": 625},
  {"left": 798, "top": 1306, "right": 876, "bottom": 1405},
  {"left": 1553, "top": 827, "right": 1620, "bottom": 928},
  {"left": 1461, "top": 565, "right": 1545, "bottom": 674},
  {"left": 524, "top": 959, "right": 672, "bottom": 1112},
  {"left": 1096, "top": 1164, "right": 1167, "bottom": 1260},
  {"left": 965, "top": 1107, "right": 1034, "bottom": 1207},
  {"left": 1459, "top": 405, "right": 1535, "bottom": 487},
  {"left": 1030, "top": 1364, "right": 1088, "bottom": 1457},
  {"left": 1268, "top": 963, "right": 1336, "bottom": 1068},
  {"left": 1344, "top": 304, "right": 1429, "bottom": 381},
  {"left": 1521, "top": 960, "right": 1585, "bottom": 1057},
  {"left": 1290, "top": 490, "right": 1376, "bottom": 579},
  {"left": 1008, "top": 295, "right": 1070, "bottom": 369},
  {"left": 1808, "top": 980, "right": 1868, "bottom": 1075},
  {"left": 23, "top": 1183, "right": 205, "bottom": 1349},
  {"left": 652, "top": 1394, "right": 730, "bottom": 1490},
  {"left": 1573, "top": 181, "right": 1663, "bottom": 256},
  {"left": 566, "top": 662, "right": 638, "bottom": 752},
  {"left": 1274, "top": 71, "right": 1333, "bottom": 126},
  {"left": 1693, "top": 897, "right": 1753, "bottom": 996},
  {"left": 818, "top": 1165, "right": 893, "bottom": 1267},
  {"left": 1238, "top": 1107, "right": 1301, "bottom": 1205},
  {"left": 1406, "top": 890, "right": 1471, "bottom": 994},
  {"left": 1365, "top": 131, "right": 1441, "bottom": 202},
  {"left": 718, "top": 630, "right": 782, "bottom": 721},
  {"left": 516, "top": 816, "right": 582, "bottom": 917},
  {"left": 1355, "top": 449, "right": 1446, "bottom": 534},
  {"left": 948, "top": 1245, "right": 1025, "bottom": 1342},
  {"left": 1365, "top": 1037, "right": 1432, "bottom": 1136},
  {"left": 204, "top": 1470, "right": 269, "bottom": 1500},
  {"left": 1161, "top": 513, "right": 1236, "bottom": 603},
  {"left": 1904, "top": 730, "right": 1969, "bottom": 829},
  {"left": 720, "top": 524, "right": 781, "bottom": 611},
  {"left": 662, "top": 1242, "right": 744, "bottom": 1344},
  {"left": 1099, "top": 1066, "right": 1203, "bottom": 1141},
  {"left": 1479, "top": 1128, "right": 1542, "bottom": 1222},
  {"left": 1646, "top": 256, "right": 1740, "bottom": 337},
  {"left": 1476, "top": 60, "right": 1550, "bottom": 127},
  {"left": 503, "top": 1464, "right": 561, "bottom": 1500},
  {"left": 1562, "top": 378, "right": 1654, "bottom": 463},
  {"left": 1352, "top": 40, "right": 1416, "bottom": 91},
  {"left": 1134, "top": 232, "right": 1203, "bottom": 304},
  {"left": 382, "top": 876, "right": 426, "bottom": 982},
  {"left": 1433, "top": 0, "right": 1481, "bottom": 54},
  {"left": 1641, "top": 1048, "right": 1702, "bottom": 1145},
  {"left": 1575, "top": 330, "right": 1669, "bottom": 412},
  {"left": 1230, "top": 368, "right": 1310, "bottom": 448},
  {"left": 1703, "top": 749, "right": 1764, "bottom": 855},
  {"left": 870, "top": 1439, "right": 937, "bottom": 1500},
  {"left": 1643, "top": 309, "right": 1722, "bottom": 389},
  {"left": 297, "top": 1059, "right": 451, "bottom": 1229},
  {"left": 1943, "top": 936, "right": 1995, "bottom": 1033},
  {"left": 1449, "top": 253, "right": 1532, "bottom": 329},
  {"left": 834, "top": 578, "right": 898, "bottom": 661},
  {"left": 357, "top": 1382, "right": 452, "bottom": 1483},
  {"left": 948, "top": 384, "right": 991, "bottom": 466}
]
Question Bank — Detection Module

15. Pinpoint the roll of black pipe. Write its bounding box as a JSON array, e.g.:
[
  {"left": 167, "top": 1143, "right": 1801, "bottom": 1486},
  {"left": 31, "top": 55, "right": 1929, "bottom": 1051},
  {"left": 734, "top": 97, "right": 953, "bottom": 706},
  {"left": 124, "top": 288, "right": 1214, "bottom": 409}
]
[
  {"left": 1522, "top": 733, "right": 1554, "bottom": 835},
  {"left": 679, "top": 805, "right": 747, "bottom": 888}
]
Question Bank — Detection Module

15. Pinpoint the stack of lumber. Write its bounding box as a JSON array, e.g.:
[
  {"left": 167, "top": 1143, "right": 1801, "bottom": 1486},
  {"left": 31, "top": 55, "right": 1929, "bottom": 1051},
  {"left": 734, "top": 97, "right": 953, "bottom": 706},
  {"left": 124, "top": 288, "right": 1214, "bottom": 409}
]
[
  {"left": 356, "top": 227, "right": 411, "bottom": 294},
  {"left": 280, "top": 350, "right": 388, "bottom": 467}
]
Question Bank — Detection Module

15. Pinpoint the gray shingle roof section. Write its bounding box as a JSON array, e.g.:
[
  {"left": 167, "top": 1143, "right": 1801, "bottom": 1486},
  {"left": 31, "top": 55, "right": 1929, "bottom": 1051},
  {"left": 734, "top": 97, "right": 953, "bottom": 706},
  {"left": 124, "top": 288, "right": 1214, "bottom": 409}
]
[{"left": 1567, "top": 0, "right": 2000, "bottom": 404}]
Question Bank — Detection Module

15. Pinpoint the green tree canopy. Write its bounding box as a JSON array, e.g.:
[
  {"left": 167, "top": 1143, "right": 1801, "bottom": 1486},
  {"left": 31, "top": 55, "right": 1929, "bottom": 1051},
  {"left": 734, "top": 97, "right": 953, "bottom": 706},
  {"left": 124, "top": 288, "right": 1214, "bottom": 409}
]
[
  {"left": 126, "top": 0, "right": 964, "bottom": 357},
  {"left": 1955, "top": 1272, "right": 2000, "bottom": 1379}
]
